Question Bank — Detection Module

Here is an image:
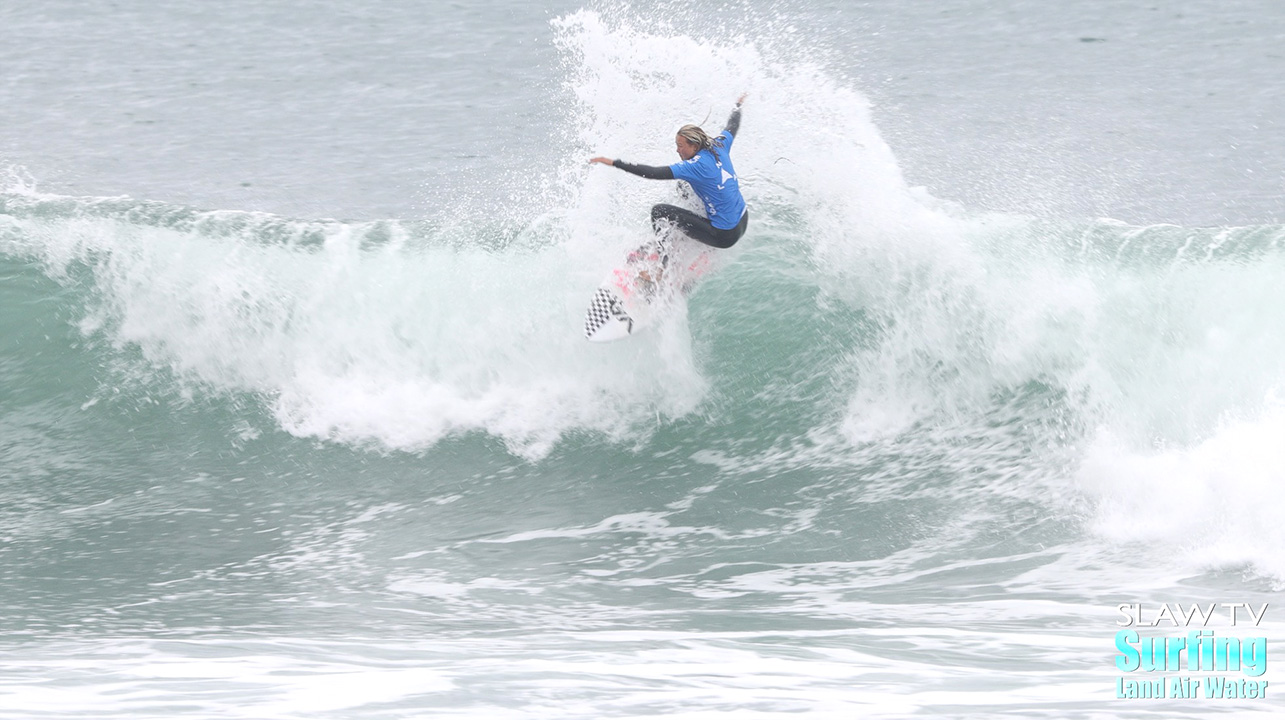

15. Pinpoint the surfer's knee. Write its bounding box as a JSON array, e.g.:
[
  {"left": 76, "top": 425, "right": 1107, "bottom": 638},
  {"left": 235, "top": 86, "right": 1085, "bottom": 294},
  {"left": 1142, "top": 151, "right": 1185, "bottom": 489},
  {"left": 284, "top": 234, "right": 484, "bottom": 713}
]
[
  {"left": 650, "top": 204, "right": 680, "bottom": 234},
  {"left": 650, "top": 204, "right": 678, "bottom": 223}
]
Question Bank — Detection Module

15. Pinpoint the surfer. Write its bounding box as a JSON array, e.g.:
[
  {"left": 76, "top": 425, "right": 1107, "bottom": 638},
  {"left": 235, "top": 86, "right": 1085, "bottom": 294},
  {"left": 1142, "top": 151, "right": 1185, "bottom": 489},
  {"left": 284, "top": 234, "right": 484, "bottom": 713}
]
[{"left": 589, "top": 93, "right": 749, "bottom": 250}]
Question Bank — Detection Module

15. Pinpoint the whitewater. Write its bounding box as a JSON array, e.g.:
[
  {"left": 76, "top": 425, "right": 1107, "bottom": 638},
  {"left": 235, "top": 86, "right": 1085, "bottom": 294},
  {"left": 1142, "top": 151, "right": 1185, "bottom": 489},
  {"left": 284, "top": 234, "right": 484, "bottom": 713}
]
[{"left": 2, "top": 1, "right": 1284, "bottom": 718}]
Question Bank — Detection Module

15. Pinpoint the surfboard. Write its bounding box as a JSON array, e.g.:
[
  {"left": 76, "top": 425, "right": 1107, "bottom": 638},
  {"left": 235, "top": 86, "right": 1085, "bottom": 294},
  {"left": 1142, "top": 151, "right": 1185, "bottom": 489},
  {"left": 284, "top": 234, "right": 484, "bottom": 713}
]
[{"left": 583, "top": 235, "right": 714, "bottom": 342}]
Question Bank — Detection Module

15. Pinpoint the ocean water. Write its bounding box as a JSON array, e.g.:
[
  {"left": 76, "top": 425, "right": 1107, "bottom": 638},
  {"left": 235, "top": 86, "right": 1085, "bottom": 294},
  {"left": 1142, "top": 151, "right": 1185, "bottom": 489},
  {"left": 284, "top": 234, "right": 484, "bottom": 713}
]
[{"left": 2, "top": 1, "right": 1284, "bottom": 718}]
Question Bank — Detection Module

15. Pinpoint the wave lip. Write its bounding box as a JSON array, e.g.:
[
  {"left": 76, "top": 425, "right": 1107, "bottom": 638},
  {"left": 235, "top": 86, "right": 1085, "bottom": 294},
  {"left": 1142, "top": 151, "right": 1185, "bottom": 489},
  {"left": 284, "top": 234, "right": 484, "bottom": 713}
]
[{"left": 2, "top": 186, "right": 709, "bottom": 459}]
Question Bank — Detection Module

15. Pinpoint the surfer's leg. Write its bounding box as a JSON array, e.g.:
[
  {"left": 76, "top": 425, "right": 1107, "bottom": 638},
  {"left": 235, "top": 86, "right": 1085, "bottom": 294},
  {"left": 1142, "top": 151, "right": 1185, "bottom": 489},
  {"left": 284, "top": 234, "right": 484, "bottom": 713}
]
[
  {"left": 650, "top": 204, "right": 746, "bottom": 249},
  {"left": 651, "top": 203, "right": 717, "bottom": 246}
]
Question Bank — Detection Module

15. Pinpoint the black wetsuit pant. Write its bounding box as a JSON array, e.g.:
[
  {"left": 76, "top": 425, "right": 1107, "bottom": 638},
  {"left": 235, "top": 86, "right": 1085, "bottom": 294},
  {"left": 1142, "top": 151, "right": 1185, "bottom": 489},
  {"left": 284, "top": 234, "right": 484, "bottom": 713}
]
[{"left": 651, "top": 204, "right": 749, "bottom": 249}]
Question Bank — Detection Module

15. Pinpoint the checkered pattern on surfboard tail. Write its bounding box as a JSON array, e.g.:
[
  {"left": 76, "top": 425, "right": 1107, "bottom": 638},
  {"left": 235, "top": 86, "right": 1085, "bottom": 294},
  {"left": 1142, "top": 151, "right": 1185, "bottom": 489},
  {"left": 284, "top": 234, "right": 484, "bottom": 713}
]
[{"left": 584, "top": 287, "right": 631, "bottom": 338}]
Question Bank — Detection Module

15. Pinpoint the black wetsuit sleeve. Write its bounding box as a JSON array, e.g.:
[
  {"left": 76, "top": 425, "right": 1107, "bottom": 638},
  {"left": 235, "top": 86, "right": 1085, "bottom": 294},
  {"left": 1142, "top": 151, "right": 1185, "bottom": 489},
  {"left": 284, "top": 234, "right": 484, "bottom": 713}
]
[
  {"left": 612, "top": 159, "right": 674, "bottom": 180},
  {"left": 723, "top": 106, "right": 742, "bottom": 137}
]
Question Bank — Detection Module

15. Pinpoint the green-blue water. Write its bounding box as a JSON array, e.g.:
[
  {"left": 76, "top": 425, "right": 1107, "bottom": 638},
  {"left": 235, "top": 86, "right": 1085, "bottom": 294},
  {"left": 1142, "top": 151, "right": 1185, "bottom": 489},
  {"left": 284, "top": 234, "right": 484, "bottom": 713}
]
[{"left": 3, "top": 2, "right": 1285, "bottom": 717}]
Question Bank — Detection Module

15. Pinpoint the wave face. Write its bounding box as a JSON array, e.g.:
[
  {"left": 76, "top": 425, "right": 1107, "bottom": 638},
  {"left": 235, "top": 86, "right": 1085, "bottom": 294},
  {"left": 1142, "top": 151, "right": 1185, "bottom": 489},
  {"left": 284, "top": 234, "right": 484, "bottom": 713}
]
[{"left": 3, "top": 5, "right": 1285, "bottom": 719}]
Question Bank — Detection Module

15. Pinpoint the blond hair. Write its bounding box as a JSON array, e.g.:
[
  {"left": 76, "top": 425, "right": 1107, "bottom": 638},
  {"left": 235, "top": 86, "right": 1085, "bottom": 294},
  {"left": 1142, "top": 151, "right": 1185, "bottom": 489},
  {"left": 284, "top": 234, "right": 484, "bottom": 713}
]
[
  {"left": 677, "top": 123, "right": 724, "bottom": 160},
  {"left": 677, "top": 124, "right": 712, "bottom": 150}
]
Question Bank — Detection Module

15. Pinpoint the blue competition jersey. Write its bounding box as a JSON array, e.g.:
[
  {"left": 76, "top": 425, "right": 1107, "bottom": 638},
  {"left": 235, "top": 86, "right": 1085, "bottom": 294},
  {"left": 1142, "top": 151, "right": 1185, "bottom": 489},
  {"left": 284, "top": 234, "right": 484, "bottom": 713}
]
[{"left": 668, "top": 130, "right": 746, "bottom": 230}]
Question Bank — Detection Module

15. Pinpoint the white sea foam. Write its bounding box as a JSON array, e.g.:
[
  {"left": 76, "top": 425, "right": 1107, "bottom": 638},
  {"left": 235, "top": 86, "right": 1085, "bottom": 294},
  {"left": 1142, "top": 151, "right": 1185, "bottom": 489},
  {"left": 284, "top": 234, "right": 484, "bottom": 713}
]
[{"left": 1079, "top": 395, "right": 1285, "bottom": 584}]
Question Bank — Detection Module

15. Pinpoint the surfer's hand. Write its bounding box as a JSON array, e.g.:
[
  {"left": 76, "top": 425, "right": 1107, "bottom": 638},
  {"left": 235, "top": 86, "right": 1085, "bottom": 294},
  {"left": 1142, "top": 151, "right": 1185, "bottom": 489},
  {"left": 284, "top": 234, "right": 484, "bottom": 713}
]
[
  {"left": 589, "top": 157, "right": 614, "bottom": 166},
  {"left": 736, "top": 93, "right": 747, "bottom": 107}
]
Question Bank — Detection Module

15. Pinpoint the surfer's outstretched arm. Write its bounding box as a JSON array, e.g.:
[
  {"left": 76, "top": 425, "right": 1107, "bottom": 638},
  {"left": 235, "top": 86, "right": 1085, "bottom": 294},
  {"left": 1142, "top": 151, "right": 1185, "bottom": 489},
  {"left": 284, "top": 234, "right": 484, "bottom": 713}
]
[
  {"left": 612, "top": 160, "right": 674, "bottom": 179},
  {"left": 723, "top": 93, "right": 747, "bottom": 137},
  {"left": 588, "top": 156, "right": 675, "bottom": 179}
]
